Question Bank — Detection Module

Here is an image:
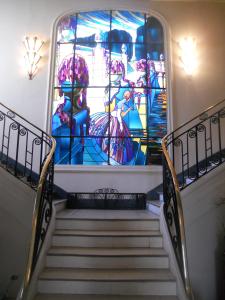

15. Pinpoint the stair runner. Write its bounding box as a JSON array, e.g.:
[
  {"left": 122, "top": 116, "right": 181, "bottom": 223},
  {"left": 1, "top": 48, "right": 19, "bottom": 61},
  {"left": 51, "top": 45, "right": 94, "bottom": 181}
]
[{"left": 34, "top": 209, "right": 179, "bottom": 300}]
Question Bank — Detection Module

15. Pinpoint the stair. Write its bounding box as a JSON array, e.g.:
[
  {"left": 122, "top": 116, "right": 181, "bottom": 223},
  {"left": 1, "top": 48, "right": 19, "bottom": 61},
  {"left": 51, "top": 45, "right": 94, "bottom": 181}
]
[{"left": 35, "top": 209, "right": 178, "bottom": 299}]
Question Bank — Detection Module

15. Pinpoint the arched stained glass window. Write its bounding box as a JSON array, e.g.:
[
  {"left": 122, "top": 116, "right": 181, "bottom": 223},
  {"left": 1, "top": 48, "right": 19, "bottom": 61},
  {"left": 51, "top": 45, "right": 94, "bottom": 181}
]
[{"left": 51, "top": 10, "right": 167, "bottom": 166}]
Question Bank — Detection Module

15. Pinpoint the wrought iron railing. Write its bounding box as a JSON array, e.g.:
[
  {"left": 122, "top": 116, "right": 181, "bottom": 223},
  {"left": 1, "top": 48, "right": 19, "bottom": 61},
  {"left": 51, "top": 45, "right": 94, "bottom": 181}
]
[
  {"left": 0, "top": 102, "right": 56, "bottom": 300},
  {"left": 162, "top": 98, "right": 225, "bottom": 299},
  {"left": 67, "top": 188, "right": 146, "bottom": 209}
]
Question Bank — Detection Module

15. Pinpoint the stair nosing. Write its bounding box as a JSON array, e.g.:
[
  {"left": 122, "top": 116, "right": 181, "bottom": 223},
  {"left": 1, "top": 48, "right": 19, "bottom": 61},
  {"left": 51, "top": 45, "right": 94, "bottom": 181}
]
[
  {"left": 47, "top": 253, "right": 168, "bottom": 258},
  {"left": 56, "top": 218, "right": 159, "bottom": 221},
  {"left": 39, "top": 278, "right": 175, "bottom": 282},
  {"left": 39, "top": 268, "right": 175, "bottom": 282},
  {"left": 47, "top": 247, "right": 167, "bottom": 257},
  {"left": 39, "top": 275, "right": 175, "bottom": 282},
  {"left": 35, "top": 294, "right": 178, "bottom": 299},
  {"left": 53, "top": 232, "right": 162, "bottom": 237}
]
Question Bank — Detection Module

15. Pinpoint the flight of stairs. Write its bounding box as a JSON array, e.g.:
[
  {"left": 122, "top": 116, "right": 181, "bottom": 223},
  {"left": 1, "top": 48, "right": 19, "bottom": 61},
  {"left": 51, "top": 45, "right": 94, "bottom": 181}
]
[{"left": 34, "top": 208, "right": 179, "bottom": 300}]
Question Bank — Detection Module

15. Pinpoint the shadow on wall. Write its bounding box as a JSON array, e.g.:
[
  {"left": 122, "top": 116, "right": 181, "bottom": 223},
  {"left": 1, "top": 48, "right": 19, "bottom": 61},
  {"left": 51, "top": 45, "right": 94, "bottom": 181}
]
[
  {"left": 215, "top": 204, "right": 225, "bottom": 300},
  {"left": 0, "top": 167, "right": 36, "bottom": 298},
  {"left": 182, "top": 164, "right": 225, "bottom": 300}
]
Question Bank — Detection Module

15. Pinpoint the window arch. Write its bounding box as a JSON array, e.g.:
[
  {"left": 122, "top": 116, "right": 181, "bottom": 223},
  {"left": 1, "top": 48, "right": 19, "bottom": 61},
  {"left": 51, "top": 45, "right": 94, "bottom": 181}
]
[{"left": 51, "top": 10, "right": 167, "bottom": 166}]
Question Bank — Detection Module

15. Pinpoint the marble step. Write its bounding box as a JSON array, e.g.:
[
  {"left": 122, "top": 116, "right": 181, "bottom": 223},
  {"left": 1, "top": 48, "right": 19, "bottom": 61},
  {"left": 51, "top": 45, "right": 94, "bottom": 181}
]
[
  {"left": 46, "top": 247, "right": 169, "bottom": 269},
  {"left": 38, "top": 268, "right": 177, "bottom": 296},
  {"left": 52, "top": 229, "right": 163, "bottom": 248},
  {"left": 34, "top": 294, "right": 179, "bottom": 300},
  {"left": 55, "top": 210, "right": 159, "bottom": 231},
  {"left": 56, "top": 219, "right": 159, "bottom": 231}
]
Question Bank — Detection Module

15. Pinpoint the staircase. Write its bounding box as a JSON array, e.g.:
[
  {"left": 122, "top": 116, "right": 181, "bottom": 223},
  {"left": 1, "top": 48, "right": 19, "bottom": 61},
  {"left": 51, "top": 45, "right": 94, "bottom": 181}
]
[
  {"left": 1, "top": 98, "right": 224, "bottom": 299},
  {"left": 34, "top": 208, "right": 179, "bottom": 300}
]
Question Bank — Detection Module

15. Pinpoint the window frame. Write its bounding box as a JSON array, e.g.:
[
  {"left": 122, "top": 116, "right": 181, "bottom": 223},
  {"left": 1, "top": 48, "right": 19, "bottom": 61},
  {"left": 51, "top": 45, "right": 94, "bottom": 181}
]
[{"left": 47, "top": 8, "right": 173, "bottom": 170}]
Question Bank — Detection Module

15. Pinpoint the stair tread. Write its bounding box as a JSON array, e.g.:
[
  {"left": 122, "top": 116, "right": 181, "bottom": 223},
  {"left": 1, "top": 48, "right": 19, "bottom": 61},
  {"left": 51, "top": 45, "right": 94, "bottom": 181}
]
[
  {"left": 48, "top": 247, "right": 167, "bottom": 257},
  {"left": 39, "top": 268, "right": 175, "bottom": 281},
  {"left": 54, "top": 229, "right": 162, "bottom": 236},
  {"left": 34, "top": 294, "right": 179, "bottom": 300},
  {"left": 56, "top": 209, "right": 158, "bottom": 220}
]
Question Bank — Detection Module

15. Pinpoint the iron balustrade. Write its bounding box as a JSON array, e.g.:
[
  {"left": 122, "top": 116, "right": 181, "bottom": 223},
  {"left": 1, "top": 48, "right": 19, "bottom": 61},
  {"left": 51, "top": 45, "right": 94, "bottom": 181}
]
[
  {"left": 67, "top": 188, "right": 146, "bottom": 209},
  {"left": 162, "top": 98, "right": 225, "bottom": 300},
  {"left": 0, "top": 102, "right": 56, "bottom": 300},
  {"left": 166, "top": 99, "right": 225, "bottom": 190}
]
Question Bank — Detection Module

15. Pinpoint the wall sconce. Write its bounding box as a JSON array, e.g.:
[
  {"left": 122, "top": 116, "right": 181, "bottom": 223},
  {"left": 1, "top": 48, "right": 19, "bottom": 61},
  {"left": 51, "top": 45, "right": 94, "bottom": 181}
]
[
  {"left": 179, "top": 37, "right": 198, "bottom": 76},
  {"left": 23, "top": 36, "right": 44, "bottom": 80}
]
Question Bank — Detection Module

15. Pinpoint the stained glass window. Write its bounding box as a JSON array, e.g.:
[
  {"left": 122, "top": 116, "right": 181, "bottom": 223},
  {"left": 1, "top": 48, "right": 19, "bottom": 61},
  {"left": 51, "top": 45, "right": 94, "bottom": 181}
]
[{"left": 52, "top": 10, "right": 167, "bottom": 166}]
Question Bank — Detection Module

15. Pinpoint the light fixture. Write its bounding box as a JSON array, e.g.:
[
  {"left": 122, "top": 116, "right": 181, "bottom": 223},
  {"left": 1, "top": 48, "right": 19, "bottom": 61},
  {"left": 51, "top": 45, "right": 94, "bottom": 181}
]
[
  {"left": 179, "top": 37, "right": 198, "bottom": 76},
  {"left": 23, "top": 36, "right": 44, "bottom": 80}
]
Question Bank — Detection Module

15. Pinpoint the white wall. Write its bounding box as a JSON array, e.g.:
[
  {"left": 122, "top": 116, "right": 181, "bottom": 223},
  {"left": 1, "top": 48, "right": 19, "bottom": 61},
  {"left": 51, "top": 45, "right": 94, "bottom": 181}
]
[
  {"left": 182, "top": 164, "right": 225, "bottom": 300},
  {"left": 0, "top": 168, "right": 35, "bottom": 298},
  {"left": 54, "top": 165, "right": 162, "bottom": 193},
  {"left": 1, "top": 0, "right": 225, "bottom": 192},
  {"left": 150, "top": 1, "right": 225, "bottom": 128},
  {"left": 0, "top": 2, "right": 225, "bottom": 298},
  {"left": 0, "top": 0, "right": 225, "bottom": 192}
]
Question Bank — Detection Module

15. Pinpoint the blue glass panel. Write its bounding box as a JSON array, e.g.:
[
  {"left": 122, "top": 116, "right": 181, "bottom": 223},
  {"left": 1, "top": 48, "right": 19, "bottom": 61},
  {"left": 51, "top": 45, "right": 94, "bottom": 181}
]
[
  {"left": 57, "top": 15, "right": 76, "bottom": 42},
  {"left": 148, "top": 87, "right": 167, "bottom": 140},
  {"left": 146, "top": 44, "right": 164, "bottom": 61},
  {"left": 111, "top": 11, "right": 145, "bottom": 44},
  {"left": 54, "top": 137, "right": 71, "bottom": 164},
  {"left": 84, "top": 136, "right": 141, "bottom": 166},
  {"left": 146, "top": 16, "right": 164, "bottom": 43},
  {"left": 83, "top": 137, "right": 109, "bottom": 165},
  {"left": 145, "top": 58, "right": 166, "bottom": 90},
  {"left": 52, "top": 89, "right": 72, "bottom": 137},
  {"left": 82, "top": 136, "right": 147, "bottom": 166},
  {"left": 76, "top": 11, "right": 110, "bottom": 40},
  {"left": 53, "top": 11, "right": 166, "bottom": 165}
]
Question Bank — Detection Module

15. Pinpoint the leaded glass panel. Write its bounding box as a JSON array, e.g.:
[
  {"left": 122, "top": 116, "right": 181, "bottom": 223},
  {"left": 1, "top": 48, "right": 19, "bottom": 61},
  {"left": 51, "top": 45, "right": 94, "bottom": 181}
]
[{"left": 52, "top": 11, "right": 167, "bottom": 165}]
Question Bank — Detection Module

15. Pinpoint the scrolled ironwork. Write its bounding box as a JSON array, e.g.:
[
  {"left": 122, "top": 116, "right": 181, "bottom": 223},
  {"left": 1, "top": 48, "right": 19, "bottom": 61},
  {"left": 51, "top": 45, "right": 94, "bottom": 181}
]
[
  {"left": 172, "top": 235, "right": 178, "bottom": 249},
  {"left": 34, "top": 137, "right": 42, "bottom": 145},
  {"left": 188, "top": 128, "right": 196, "bottom": 138},
  {"left": 7, "top": 110, "right": 16, "bottom": 118},
  {"left": 19, "top": 127, "right": 28, "bottom": 136},
  {"left": 219, "top": 108, "right": 225, "bottom": 118},
  {"left": 0, "top": 102, "right": 56, "bottom": 300},
  {"left": 197, "top": 123, "right": 205, "bottom": 133},
  {"left": 211, "top": 114, "right": 219, "bottom": 124},
  {"left": 0, "top": 111, "right": 4, "bottom": 121},
  {"left": 40, "top": 228, "right": 46, "bottom": 242},
  {"left": 162, "top": 98, "right": 225, "bottom": 300},
  {"left": 162, "top": 147, "right": 193, "bottom": 299},
  {"left": 166, "top": 211, "right": 173, "bottom": 226},
  {"left": 174, "top": 138, "right": 182, "bottom": 147},
  {"left": 11, "top": 121, "right": 19, "bottom": 131}
]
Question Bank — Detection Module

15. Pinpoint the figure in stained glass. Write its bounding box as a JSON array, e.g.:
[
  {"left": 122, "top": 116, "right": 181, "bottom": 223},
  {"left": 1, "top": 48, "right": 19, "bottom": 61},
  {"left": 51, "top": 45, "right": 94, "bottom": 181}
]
[
  {"left": 52, "top": 54, "right": 90, "bottom": 164},
  {"left": 52, "top": 11, "right": 167, "bottom": 165},
  {"left": 90, "top": 90, "right": 134, "bottom": 164}
]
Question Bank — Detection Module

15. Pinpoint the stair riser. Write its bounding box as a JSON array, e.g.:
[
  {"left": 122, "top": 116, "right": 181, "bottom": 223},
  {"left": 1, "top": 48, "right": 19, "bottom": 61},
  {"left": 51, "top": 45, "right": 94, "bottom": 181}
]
[
  {"left": 46, "top": 256, "right": 169, "bottom": 269},
  {"left": 38, "top": 280, "right": 176, "bottom": 296},
  {"left": 55, "top": 220, "right": 160, "bottom": 231},
  {"left": 34, "top": 295, "right": 179, "bottom": 300},
  {"left": 52, "top": 236, "right": 163, "bottom": 248}
]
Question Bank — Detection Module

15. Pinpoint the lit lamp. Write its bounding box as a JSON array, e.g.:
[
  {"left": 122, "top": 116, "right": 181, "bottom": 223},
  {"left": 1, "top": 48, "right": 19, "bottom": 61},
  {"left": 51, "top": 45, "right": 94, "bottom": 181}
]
[
  {"left": 23, "top": 36, "right": 44, "bottom": 80},
  {"left": 179, "top": 37, "right": 198, "bottom": 76}
]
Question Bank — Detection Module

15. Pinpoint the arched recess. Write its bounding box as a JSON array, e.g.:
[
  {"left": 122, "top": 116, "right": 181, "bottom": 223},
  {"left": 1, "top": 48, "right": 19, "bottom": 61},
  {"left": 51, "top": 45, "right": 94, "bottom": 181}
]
[{"left": 48, "top": 9, "right": 172, "bottom": 167}]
